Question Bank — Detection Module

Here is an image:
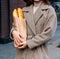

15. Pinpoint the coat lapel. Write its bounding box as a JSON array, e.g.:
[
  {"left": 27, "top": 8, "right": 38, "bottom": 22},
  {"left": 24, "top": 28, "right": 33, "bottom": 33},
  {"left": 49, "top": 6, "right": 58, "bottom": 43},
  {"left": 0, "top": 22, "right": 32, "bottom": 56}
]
[
  {"left": 34, "top": 2, "right": 49, "bottom": 25},
  {"left": 34, "top": 2, "right": 44, "bottom": 25},
  {"left": 23, "top": 5, "right": 36, "bottom": 35},
  {"left": 34, "top": 8, "right": 44, "bottom": 25}
]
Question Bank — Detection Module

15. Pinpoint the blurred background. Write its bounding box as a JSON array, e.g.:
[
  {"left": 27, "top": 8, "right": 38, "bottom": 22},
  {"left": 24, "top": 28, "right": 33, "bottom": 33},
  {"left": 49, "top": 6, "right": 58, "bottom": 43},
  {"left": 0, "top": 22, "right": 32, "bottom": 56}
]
[{"left": 0, "top": 0, "right": 60, "bottom": 59}]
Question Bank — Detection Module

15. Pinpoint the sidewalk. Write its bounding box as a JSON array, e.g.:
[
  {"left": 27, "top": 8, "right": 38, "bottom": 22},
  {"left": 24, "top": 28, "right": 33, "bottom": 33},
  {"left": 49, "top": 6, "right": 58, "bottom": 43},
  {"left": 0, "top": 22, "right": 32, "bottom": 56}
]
[
  {"left": 48, "top": 40, "right": 60, "bottom": 59},
  {"left": 0, "top": 42, "right": 15, "bottom": 59}
]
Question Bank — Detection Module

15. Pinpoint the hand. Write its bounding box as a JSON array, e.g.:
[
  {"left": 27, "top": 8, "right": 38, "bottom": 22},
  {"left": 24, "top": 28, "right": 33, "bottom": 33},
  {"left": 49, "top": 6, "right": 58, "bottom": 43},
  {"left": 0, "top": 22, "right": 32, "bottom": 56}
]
[
  {"left": 17, "top": 41, "right": 27, "bottom": 49},
  {"left": 12, "top": 30, "right": 23, "bottom": 48}
]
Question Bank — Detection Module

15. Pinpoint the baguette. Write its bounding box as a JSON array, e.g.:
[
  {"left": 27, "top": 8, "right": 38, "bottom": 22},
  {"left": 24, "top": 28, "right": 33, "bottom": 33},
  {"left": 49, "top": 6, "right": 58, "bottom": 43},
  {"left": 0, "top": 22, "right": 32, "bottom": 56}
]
[{"left": 13, "top": 8, "right": 27, "bottom": 41}]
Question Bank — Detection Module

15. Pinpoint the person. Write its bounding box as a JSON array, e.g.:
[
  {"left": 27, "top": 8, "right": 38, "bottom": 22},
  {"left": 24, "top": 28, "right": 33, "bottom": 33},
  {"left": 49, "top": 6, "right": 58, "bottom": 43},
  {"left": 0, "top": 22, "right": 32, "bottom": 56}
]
[{"left": 10, "top": 0, "right": 57, "bottom": 59}]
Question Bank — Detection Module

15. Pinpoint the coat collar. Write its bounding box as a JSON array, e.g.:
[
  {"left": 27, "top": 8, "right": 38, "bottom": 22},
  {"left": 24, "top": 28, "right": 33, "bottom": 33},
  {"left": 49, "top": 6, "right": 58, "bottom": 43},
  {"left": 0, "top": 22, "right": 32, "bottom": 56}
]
[{"left": 22, "top": 2, "right": 49, "bottom": 35}]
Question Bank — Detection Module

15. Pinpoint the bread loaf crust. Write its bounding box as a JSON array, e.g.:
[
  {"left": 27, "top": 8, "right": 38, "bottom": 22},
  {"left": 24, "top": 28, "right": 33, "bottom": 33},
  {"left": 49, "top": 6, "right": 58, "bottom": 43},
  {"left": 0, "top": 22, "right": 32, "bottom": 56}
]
[{"left": 12, "top": 8, "right": 27, "bottom": 40}]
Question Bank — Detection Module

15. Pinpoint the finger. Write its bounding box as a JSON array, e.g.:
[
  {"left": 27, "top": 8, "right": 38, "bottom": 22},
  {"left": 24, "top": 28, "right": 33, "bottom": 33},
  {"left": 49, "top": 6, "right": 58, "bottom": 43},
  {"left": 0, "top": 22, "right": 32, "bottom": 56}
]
[
  {"left": 17, "top": 43, "right": 24, "bottom": 48},
  {"left": 14, "top": 39, "right": 20, "bottom": 46},
  {"left": 16, "top": 37, "right": 21, "bottom": 43},
  {"left": 14, "top": 36, "right": 21, "bottom": 44},
  {"left": 18, "top": 45, "right": 25, "bottom": 49},
  {"left": 18, "top": 42, "right": 26, "bottom": 49},
  {"left": 18, "top": 36, "right": 23, "bottom": 42},
  {"left": 19, "top": 34, "right": 23, "bottom": 39},
  {"left": 13, "top": 36, "right": 22, "bottom": 46},
  {"left": 18, "top": 35, "right": 24, "bottom": 42},
  {"left": 14, "top": 41, "right": 22, "bottom": 48},
  {"left": 20, "top": 43, "right": 23, "bottom": 45},
  {"left": 14, "top": 41, "right": 18, "bottom": 48}
]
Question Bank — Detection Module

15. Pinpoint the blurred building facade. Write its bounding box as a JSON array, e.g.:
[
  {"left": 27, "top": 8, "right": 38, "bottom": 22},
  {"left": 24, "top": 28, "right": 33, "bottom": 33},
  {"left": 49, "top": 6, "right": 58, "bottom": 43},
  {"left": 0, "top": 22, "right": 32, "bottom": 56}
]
[{"left": 0, "top": 0, "right": 26, "bottom": 43}]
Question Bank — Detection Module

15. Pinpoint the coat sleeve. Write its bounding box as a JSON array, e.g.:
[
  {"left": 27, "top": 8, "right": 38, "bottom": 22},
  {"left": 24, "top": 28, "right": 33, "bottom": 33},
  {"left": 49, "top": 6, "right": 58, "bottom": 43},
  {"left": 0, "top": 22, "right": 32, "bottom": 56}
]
[{"left": 26, "top": 7, "right": 57, "bottom": 49}]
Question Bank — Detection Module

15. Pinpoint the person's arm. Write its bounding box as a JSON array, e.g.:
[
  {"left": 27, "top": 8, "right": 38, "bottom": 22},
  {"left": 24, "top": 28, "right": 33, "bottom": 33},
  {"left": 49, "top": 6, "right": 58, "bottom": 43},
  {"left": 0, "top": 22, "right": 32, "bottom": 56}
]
[{"left": 26, "top": 7, "right": 57, "bottom": 49}]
